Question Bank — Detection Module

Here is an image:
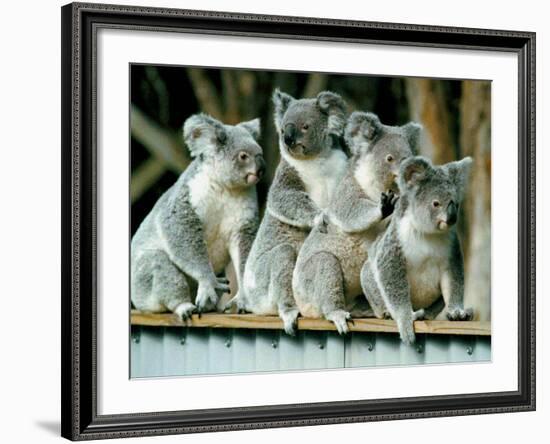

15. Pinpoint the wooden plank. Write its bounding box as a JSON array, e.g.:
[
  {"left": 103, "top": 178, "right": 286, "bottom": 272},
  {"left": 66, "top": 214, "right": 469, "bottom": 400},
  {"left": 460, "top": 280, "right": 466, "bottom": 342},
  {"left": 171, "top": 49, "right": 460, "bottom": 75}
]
[{"left": 131, "top": 310, "right": 491, "bottom": 336}]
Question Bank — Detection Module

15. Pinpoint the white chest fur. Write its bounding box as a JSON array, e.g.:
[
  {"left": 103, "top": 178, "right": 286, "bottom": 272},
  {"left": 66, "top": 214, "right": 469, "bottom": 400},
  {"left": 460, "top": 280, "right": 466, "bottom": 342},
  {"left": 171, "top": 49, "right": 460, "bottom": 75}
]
[
  {"left": 398, "top": 213, "right": 450, "bottom": 309},
  {"left": 187, "top": 168, "right": 257, "bottom": 274},
  {"left": 354, "top": 153, "right": 382, "bottom": 201},
  {"left": 283, "top": 148, "right": 348, "bottom": 209}
]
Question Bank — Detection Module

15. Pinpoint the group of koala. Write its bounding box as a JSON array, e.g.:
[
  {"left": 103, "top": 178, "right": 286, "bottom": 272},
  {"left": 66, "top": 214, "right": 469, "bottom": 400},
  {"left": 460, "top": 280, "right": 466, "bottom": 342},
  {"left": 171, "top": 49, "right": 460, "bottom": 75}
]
[{"left": 131, "top": 88, "right": 474, "bottom": 345}]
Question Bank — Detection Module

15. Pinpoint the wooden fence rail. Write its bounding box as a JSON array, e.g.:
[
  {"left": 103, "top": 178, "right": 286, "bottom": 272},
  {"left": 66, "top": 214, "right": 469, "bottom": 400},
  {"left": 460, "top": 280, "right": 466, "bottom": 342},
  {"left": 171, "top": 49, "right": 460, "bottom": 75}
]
[{"left": 131, "top": 310, "right": 491, "bottom": 336}]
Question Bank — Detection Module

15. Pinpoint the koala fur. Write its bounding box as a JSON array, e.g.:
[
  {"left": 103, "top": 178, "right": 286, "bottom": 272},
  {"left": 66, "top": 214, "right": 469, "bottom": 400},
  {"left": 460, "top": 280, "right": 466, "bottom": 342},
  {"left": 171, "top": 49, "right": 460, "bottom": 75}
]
[
  {"left": 230, "top": 89, "right": 349, "bottom": 335},
  {"left": 292, "top": 112, "right": 422, "bottom": 334},
  {"left": 360, "top": 155, "right": 474, "bottom": 345},
  {"left": 131, "top": 113, "right": 265, "bottom": 319}
]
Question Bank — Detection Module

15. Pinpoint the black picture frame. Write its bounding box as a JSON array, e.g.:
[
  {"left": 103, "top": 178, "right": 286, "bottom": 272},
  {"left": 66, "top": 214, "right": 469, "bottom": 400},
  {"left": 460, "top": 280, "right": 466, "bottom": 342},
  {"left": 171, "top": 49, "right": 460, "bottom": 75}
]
[{"left": 61, "top": 2, "right": 536, "bottom": 440}]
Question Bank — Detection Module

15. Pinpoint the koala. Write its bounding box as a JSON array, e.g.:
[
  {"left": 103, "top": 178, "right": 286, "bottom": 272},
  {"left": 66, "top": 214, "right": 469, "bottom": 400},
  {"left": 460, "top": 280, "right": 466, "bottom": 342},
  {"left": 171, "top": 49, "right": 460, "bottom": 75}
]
[
  {"left": 292, "top": 112, "right": 422, "bottom": 334},
  {"left": 131, "top": 113, "right": 265, "bottom": 319},
  {"left": 360, "top": 155, "right": 474, "bottom": 345},
  {"left": 228, "top": 89, "right": 349, "bottom": 335}
]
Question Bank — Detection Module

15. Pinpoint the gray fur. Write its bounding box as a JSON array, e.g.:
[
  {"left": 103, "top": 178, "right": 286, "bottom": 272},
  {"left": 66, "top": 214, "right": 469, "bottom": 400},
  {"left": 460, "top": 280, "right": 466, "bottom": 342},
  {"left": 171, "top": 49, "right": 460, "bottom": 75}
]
[
  {"left": 293, "top": 112, "right": 421, "bottom": 334},
  {"left": 361, "top": 155, "right": 474, "bottom": 345},
  {"left": 231, "top": 89, "right": 349, "bottom": 335},
  {"left": 131, "top": 114, "right": 265, "bottom": 318}
]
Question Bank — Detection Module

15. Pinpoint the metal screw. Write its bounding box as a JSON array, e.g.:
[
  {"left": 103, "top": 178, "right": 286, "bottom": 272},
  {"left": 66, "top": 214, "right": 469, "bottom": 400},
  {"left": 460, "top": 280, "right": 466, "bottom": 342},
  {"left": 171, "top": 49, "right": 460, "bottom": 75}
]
[
  {"left": 132, "top": 334, "right": 140, "bottom": 344},
  {"left": 466, "top": 346, "right": 474, "bottom": 355},
  {"left": 416, "top": 344, "right": 424, "bottom": 354},
  {"left": 367, "top": 342, "right": 374, "bottom": 352},
  {"left": 180, "top": 337, "right": 186, "bottom": 345},
  {"left": 318, "top": 342, "right": 325, "bottom": 350},
  {"left": 271, "top": 340, "right": 278, "bottom": 349},
  {"left": 225, "top": 339, "right": 232, "bottom": 348}
]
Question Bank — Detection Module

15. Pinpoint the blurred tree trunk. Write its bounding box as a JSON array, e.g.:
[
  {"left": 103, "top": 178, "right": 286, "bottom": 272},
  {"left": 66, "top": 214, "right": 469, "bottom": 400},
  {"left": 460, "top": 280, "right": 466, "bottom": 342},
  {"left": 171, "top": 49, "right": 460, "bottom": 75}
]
[
  {"left": 405, "top": 78, "right": 456, "bottom": 163},
  {"left": 460, "top": 81, "right": 491, "bottom": 321},
  {"left": 186, "top": 68, "right": 224, "bottom": 120}
]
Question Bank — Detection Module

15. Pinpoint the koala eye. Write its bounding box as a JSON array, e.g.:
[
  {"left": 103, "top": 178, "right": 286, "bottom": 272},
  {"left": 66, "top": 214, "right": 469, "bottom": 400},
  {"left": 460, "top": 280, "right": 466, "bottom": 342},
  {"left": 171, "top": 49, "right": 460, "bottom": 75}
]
[
  {"left": 386, "top": 154, "right": 394, "bottom": 162},
  {"left": 302, "top": 123, "right": 309, "bottom": 131},
  {"left": 238, "top": 152, "right": 250, "bottom": 162},
  {"left": 432, "top": 200, "right": 441, "bottom": 208}
]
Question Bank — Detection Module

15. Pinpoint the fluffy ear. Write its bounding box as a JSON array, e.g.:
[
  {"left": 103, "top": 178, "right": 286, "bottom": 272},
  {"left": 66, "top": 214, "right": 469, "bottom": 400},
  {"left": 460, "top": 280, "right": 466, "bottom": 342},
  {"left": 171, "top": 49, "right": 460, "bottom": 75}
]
[
  {"left": 401, "top": 121, "right": 422, "bottom": 155},
  {"left": 316, "top": 91, "right": 347, "bottom": 136},
  {"left": 183, "top": 113, "right": 227, "bottom": 158},
  {"left": 445, "top": 156, "right": 473, "bottom": 198},
  {"left": 398, "top": 156, "right": 432, "bottom": 191},
  {"left": 344, "top": 111, "right": 381, "bottom": 154},
  {"left": 272, "top": 89, "right": 295, "bottom": 132},
  {"left": 238, "top": 118, "right": 261, "bottom": 141}
]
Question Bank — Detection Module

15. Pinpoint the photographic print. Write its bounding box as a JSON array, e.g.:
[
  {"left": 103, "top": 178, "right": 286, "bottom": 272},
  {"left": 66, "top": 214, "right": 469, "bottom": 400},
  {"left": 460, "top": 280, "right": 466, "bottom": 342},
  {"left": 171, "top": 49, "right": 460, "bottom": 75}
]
[
  {"left": 62, "top": 4, "right": 535, "bottom": 439},
  {"left": 129, "top": 65, "right": 492, "bottom": 378}
]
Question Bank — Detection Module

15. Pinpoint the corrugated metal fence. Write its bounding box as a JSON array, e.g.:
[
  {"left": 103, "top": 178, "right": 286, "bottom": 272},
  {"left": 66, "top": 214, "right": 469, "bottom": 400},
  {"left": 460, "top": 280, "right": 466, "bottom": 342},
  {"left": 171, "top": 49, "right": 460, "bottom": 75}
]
[{"left": 131, "top": 326, "right": 491, "bottom": 378}]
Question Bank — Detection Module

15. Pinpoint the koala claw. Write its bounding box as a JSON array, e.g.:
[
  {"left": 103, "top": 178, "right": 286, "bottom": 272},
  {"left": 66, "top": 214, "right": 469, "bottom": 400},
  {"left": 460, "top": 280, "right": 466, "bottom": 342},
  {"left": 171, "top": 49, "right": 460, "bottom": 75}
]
[
  {"left": 214, "top": 279, "right": 231, "bottom": 294},
  {"left": 217, "top": 276, "right": 230, "bottom": 284},
  {"left": 380, "top": 190, "right": 399, "bottom": 219},
  {"left": 446, "top": 306, "right": 474, "bottom": 321},
  {"left": 174, "top": 302, "right": 197, "bottom": 322},
  {"left": 327, "top": 310, "right": 351, "bottom": 335}
]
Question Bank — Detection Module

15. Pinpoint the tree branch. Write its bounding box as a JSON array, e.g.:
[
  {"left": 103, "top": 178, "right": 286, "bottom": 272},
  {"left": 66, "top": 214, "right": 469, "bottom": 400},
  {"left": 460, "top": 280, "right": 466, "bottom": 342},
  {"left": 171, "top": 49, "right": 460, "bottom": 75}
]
[
  {"left": 130, "top": 157, "right": 166, "bottom": 203},
  {"left": 186, "top": 68, "right": 224, "bottom": 119},
  {"left": 130, "top": 104, "right": 190, "bottom": 172}
]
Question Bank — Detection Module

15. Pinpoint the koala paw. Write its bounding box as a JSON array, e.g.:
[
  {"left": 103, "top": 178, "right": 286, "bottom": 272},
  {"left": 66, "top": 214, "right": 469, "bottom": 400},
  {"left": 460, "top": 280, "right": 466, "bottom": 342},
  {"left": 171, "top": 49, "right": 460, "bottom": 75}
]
[
  {"left": 215, "top": 276, "right": 231, "bottom": 292},
  {"left": 380, "top": 190, "right": 399, "bottom": 219},
  {"left": 196, "top": 277, "right": 230, "bottom": 313},
  {"left": 413, "top": 308, "right": 426, "bottom": 321},
  {"left": 396, "top": 316, "right": 416, "bottom": 345},
  {"left": 372, "top": 307, "right": 391, "bottom": 319},
  {"left": 446, "top": 306, "right": 474, "bottom": 321},
  {"left": 223, "top": 292, "right": 248, "bottom": 314},
  {"left": 174, "top": 302, "right": 196, "bottom": 321},
  {"left": 280, "top": 308, "right": 300, "bottom": 336},
  {"left": 326, "top": 310, "right": 352, "bottom": 335}
]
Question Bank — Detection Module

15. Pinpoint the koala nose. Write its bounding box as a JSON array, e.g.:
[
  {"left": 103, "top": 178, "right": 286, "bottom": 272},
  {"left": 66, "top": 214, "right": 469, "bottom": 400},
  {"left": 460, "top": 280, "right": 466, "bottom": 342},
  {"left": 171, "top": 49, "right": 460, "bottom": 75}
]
[
  {"left": 446, "top": 201, "right": 458, "bottom": 226},
  {"left": 283, "top": 123, "right": 297, "bottom": 147}
]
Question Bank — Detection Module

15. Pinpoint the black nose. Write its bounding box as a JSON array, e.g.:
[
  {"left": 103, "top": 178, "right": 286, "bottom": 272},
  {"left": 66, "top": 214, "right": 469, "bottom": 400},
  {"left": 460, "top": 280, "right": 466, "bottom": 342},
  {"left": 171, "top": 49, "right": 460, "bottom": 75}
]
[
  {"left": 283, "top": 123, "right": 297, "bottom": 147},
  {"left": 447, "top": 202, "right": 458, "bottom": 226}
]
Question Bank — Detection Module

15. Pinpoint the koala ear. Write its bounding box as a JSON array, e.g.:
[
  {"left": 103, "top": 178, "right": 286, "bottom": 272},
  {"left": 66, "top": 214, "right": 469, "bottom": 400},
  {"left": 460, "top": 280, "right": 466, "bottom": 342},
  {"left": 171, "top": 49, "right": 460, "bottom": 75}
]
[
  {"left": 183, "top": 113, "right": 227, "bottom": 158},
  {"left": 316, "top": 91, "right": 347, "bottom": 136},
  {"left": 445, "top": 156, "right": 473, "bottom": 199},
  {"left": 399, "top": 156, "right": 432, "bottom": 191},
  {"left": 402, "top": 121, "right": 422, "bottom": 155},
  {"left": 238, "top": 118, "right": 261, "bottom": 141},
  {"left": 344, "top": 112, "right": 381, "bottom": 154},
  {"left": 273, "top": 89, "right": 295, "bottom": 132}
]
